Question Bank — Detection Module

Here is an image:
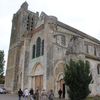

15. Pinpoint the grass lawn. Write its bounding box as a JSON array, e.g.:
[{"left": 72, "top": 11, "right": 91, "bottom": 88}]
[
  {"left": 86, "top": 96, "right": 100, "bottom": 100},
  {"left": 86, "top": 97, "right": 94, "bottom": 100}
]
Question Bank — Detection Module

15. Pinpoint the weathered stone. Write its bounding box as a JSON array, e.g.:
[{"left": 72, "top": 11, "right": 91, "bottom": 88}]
[{"left": 5, "top": 2, "right": 100, "bottom": 99}]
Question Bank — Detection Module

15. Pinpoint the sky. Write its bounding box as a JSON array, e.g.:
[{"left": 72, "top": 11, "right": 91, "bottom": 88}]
[{"left": 0, "top": 0, "right": 100, "bottom": 72}]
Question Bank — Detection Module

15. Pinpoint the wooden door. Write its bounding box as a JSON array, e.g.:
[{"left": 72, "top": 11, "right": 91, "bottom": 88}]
[{"left": 35, "top": 75, "right": 43, "bottom": 91}]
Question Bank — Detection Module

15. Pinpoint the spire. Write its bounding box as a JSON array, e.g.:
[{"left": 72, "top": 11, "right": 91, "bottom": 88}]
[{"left": 21, "top": 1, "right": 28, "bottom": 10}]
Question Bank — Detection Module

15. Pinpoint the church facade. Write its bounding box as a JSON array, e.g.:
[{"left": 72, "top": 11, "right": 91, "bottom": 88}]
[{"left": 5, "top": 2, "right": 100, "bottom": 97}]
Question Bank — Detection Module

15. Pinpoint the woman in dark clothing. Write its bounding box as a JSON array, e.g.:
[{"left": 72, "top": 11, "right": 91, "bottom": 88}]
[
  {"left": 18, "top": 88, "right": 23, "bottom": 100},
  {"left": 29, "top": 88, "right": 34, "bottom": 100},
  {"left": 58, "top": 88, "right": 62, "bottom": 99},
  {"left": 35, "top": 89, "right": 39, "bottom": 100}
]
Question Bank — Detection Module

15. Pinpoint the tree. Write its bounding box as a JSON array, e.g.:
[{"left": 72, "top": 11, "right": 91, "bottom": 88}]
[
  {"left": 64, "top": 59, "right": 92, "bottom": 100},
  {"left": 0, "top": 50, "right": 5, "bottom": 84}
]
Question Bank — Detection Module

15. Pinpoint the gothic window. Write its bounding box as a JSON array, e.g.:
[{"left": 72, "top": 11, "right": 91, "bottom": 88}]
[
  {"left": 94, "top": 46, "right": 96, "bottom": 56},
  {"left": 56, "top": 36, "right": 60, "bottom": 44},
  {"left": 27, "top": 16, "right": 29, "bottom": 22},
  {"left": 32, "top": 45, "right": 35, "bottom": 59},
  {"left": 97, "top": 64, "right": 100, "bottom": 74},
  {"left": 61, "top": 35, "right": 66, "bottom": 46},
  {"left": 86, "top": 45, "right": 88, "bottom": 53},
  {"left": 36, "top": 37, "right": 41, "bottom": 57},
  {"left": 42, "top": 40, "right": 44, "bottom": 55}
]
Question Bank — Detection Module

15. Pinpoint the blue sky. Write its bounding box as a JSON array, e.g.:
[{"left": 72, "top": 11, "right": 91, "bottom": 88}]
[{"left": 0, "top": 0, "right": 100, "bottom": 71}]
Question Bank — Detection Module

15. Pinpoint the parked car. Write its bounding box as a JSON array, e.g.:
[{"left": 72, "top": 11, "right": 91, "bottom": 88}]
[{"left": 0, "top": 87, "right": 7, "bottom": 94}]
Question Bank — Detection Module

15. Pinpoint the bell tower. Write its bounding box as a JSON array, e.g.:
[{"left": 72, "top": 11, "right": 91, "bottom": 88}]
[{"left": 5, "top": 2, "right": 39, "bottom": 92}]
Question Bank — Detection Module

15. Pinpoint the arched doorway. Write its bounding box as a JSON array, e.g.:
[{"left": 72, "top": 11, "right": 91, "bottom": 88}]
[
  {"left": 32, "top": 63, "right": 43, "bottom": 91},
  {"left": 57, "top": 73, "right": 65, "bottom": 98},
  {"left": 54, "top": 62, "right": 65, "bottom": 98}
]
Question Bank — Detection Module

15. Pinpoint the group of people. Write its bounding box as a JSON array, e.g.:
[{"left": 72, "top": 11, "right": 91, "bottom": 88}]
[{"left": 18, "top": 88, "right": 54, "bottom": 100}]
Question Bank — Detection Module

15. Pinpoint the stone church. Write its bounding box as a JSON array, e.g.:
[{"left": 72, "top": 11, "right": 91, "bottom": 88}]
[{"left": 5, "top": 2, "right": 100, "bottom": 98}]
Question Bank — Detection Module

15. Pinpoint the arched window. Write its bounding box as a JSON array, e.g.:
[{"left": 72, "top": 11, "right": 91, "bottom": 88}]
[
  {"left": 97, "top": 64, "right": 100, "bottom": 74},
  {"left": 36, "top": 37, "right": 41, "bottom": 57},
  {"left": 94, "top": 46, "right": 96, "bottom": 56},
  {"left": 42, "top": 40, "right": 44, "bottom": 55},
  {"left": 61, "top": 35, "right": 66, "bottom": 46},
  {"left": 32, "top": 45, "right": 35, "bottom": 59}
]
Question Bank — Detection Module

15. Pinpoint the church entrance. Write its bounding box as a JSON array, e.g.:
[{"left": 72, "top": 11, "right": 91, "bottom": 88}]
[
  {"left": 58, "top": 79, "right": 65, "bottom": 98},
  {"left": 32, "top": 63, "right": 44, "bottom": 91},
  {"left": 35, "top": 75, "right": 43, "bottom": 91},
  {"left": 54, "top": 62, "right": 65, "bottom": 98}
]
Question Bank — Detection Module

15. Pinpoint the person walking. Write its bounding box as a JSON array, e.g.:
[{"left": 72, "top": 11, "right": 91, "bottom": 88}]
[
  {"left": 48, "top": 89, "right": 54, "bottom": 100},
  {"left": 58, "top": 88, "right": 62, "bottom": 99},
  {"left": 18, "top": 88, "right": 23, "bottom": 100},
  {"left": 29, "top": 88, "right": 34, "bottom": 100},
  {"left": 34, "top": 89, "right": 39, "bottom": 100},
  {"left": 40, "top": 89, "right": 48, "bottom": 100},
  {"left": 23, "top": 88, "right": 29, "bottom": 100}
]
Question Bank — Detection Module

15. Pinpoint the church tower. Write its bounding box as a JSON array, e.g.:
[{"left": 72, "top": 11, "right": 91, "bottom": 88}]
[{"left": 5, "top": 2, "right": 39, "bottom": 92}]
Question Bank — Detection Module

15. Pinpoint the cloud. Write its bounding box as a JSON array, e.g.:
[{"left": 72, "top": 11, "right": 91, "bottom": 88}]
[{"left": 1, "top": 0, "right": 100, "bottom": 73}]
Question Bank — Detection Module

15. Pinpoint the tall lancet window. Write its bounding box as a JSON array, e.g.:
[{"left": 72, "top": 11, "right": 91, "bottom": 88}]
[
  {"left": 32, "top": 45, "right": 35, "bottom": 59},
  {"left": 97, "top": 64, "right": 100, "bottom": 74},
  {"left": 42, "top": 40, "right": 44, "bottom": 55},
  {"left": 36, "top": 37, "right": 41, "bottom": 57}
]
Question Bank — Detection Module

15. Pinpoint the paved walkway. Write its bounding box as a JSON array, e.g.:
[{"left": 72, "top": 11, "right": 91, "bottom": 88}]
[{"left": 0, "top": 93, "right": 66, "bottom": 100}]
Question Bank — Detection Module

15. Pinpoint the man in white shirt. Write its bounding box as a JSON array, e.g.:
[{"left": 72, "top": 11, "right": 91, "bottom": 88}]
[{"left": 23, "top": 88, "right": 29, "bottom": 100}]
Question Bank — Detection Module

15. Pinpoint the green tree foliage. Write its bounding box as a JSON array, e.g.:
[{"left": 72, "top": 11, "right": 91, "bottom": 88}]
[
  {"left": 0, "top": 50, "right": 5, "bottom": 84},
  {"left": 64, "top": 59, "right": 92, "bottom": 100}
]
